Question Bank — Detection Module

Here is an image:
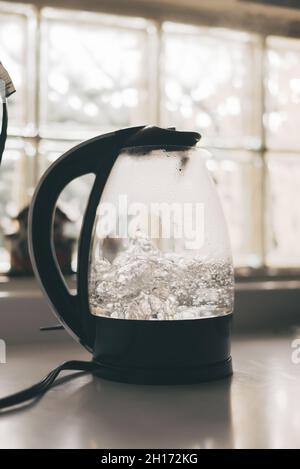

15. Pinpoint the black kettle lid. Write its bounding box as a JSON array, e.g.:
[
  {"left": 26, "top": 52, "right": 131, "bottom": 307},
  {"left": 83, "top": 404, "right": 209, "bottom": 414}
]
[{"left": 122, "top": 126, "right": 201, "bottom": 149}]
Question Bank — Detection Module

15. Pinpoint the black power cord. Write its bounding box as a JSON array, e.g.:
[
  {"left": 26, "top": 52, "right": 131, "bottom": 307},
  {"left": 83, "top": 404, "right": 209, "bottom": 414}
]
[{"left": 0, "top": 360, "right": 99, "bottom": 410}]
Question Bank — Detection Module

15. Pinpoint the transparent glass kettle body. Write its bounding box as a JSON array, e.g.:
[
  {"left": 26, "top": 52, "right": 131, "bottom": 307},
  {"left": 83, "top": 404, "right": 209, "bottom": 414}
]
[{"left": 88, "top": 146, "right": 234, "bottom": 320}]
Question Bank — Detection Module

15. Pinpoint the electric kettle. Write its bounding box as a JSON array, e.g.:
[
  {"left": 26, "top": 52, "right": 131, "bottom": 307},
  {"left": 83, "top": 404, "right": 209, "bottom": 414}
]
[{"left": 28, "top": 126, "right": 234, "bottom": 384}]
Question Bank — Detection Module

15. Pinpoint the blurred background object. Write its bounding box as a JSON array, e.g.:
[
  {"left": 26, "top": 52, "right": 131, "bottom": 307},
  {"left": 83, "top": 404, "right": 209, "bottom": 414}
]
[
  {"left": 1, "top": 0, "right": 300, "bottom": 277},
  {"left": 3, "top": 205, "right": 75, "bottom": 276}
]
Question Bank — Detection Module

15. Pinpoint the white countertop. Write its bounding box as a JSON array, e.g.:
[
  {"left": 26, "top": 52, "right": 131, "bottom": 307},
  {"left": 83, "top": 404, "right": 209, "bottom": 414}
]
[{"left": 0, "top": 335, "right": 300, "bottom": 449}]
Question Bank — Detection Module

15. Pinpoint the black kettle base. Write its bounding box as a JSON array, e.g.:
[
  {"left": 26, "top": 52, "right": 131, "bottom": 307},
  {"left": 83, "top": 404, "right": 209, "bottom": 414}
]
[
  {"left": 92, "top": 314, "right": 233, "bottom": 385},
  {"left": 92, "top": 356, "right": 233, "bottom": 385}
]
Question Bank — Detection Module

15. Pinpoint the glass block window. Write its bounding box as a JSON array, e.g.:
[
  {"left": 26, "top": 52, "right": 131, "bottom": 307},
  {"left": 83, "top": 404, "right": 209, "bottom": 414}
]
[
  {"left": 1, "top": 2, "right": 300, "bottom": 274},
  {"left": 0, "top": 3, "right": 156, "bottom": 274},
  {"left": 38, "top": 139, "right": 94, "bottom": 225},
  {"left": 206, "top": 150, "right": 263, "bottom": 267},
  {"left": 161, "top": 23, "right": 263, "bottom": 267},
  {"left": 38, "top": 142, "right": 100, "bottom": 272},
  {"left": 265, "top": 37, "right": 300, "bottom": 151},
  {"left": 264, "top": 36, "right": 300, "bottom": 268},
  {"left": 39, "top": 9, "right": 157, "bottom": 139},
  {"left": 0, "top": 138, "right": 34, "bottom": 272},
  {"left": 161, "top": 23, "right": 262, "bottom": 149},
  {"left": 0, "top": 3, "right": 36, "bottom": 135},
  {"left": 265, "top": 153, "right": 300, "bottom": 267}
]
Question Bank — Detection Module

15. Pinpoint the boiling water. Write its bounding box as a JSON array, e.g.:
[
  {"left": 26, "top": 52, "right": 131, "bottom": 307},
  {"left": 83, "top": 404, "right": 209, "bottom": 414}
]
[{"left": 89, "top": 235, "right": 234, "bottom": 320}]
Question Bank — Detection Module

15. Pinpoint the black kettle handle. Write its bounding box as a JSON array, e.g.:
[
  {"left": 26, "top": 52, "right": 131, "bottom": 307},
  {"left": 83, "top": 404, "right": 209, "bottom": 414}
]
[{"left": 28, "top": 127, "right": 144, "bottom": 350}]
